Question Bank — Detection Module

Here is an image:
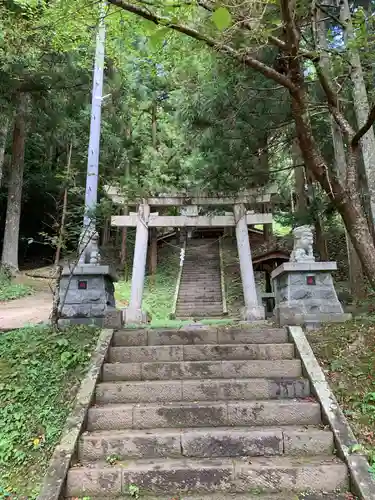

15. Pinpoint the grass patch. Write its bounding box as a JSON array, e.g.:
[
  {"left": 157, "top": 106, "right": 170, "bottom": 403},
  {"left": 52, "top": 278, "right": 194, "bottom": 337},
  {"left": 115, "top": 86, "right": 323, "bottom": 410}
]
[
  {"left": 308, "top": 317, "right": 375, "bottom": 475},
  {"left": 115, "top": 247, "right": 180, "bottom": 324},
  {"left": 115, "top": 246, "right": 236, "bottom": 328},
  {"left": 0, "top": 269, "right": 33, "bottom": 301},
  {"left": 0, "top": 324, "right": 100, "bottom": 498}
]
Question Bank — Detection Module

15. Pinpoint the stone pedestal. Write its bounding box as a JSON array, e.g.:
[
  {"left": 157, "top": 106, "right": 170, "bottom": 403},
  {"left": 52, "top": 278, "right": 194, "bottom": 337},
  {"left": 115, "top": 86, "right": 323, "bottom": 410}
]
[
  {"left": 58, "top": 264, "right": 121, "bottom": 328},
  {"left": 272, "top": 262, "right": 351, "bottom": 327}
]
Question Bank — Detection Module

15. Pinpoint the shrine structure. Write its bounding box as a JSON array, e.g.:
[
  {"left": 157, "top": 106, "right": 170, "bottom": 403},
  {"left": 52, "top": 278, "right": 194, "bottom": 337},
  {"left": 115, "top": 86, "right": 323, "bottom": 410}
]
[{"left": 106, "top": 185, "right": 276, "bottom": 324}]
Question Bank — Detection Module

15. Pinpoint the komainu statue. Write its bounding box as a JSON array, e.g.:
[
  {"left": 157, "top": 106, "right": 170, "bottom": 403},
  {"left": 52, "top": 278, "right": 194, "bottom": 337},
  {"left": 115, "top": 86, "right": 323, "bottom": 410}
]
[
  {"left": 78, "top": 230, "right": 101, "bottom": 265},
  {"left": 290, "top": 225, "right": 315, "bottom": 263}
]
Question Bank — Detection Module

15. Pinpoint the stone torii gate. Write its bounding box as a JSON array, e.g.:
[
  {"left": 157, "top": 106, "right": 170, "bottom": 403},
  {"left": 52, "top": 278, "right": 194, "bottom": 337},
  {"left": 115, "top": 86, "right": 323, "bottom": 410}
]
[{"left": 109, "top": 188, "right": 274, "bottom": 324}]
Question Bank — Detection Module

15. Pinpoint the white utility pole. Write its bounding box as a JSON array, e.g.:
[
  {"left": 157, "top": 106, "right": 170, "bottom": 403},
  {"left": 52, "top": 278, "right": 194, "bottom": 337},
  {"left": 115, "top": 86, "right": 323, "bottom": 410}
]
[{"left": 83, "top": 1, "right": 106, "bottom": 231}]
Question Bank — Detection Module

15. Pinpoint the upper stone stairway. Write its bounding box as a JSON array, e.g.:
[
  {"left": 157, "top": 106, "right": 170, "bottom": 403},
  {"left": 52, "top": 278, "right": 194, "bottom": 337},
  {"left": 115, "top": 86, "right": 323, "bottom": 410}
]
[
  {"left": 176, "top": 238, "right": 223, "bottom": 318},
  {"left": 65, "top": 324, "right": 350, "bottom": 499}
]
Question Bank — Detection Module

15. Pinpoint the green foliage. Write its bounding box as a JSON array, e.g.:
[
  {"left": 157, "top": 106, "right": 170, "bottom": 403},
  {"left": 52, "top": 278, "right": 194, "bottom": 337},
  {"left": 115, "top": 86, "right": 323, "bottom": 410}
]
[
  {"left": 309, "top": 319, "right": 375, "bottom": 479},
  {"left": 116, "top": 247, "right": 180, "bottom": 322},
  {"left": 212, "top": 7, "right": 232, "bottom": 31},
  {"left": 0, "top": 269, "right": 33, "bottom": 301},
  {"left": 128, "top": 483, "right": 140, "bottom": 498},
  {"left": 0, "top": 325, "right": 99, "bottom": 497}
]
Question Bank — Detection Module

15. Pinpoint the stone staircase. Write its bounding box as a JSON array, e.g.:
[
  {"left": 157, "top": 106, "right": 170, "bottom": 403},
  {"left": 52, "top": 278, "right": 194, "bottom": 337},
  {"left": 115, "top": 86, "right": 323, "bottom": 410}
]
[
  {"left": 176, "top": 239, "right": 223, "bottom": 318},
  {"left": 65, "top": 324, "right": 350, "bottom": 499}
]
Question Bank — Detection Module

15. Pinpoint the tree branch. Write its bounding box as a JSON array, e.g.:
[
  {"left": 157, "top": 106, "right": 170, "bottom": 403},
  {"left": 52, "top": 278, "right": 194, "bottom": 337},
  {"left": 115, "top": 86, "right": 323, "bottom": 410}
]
[
  {"left": 107, "top": 0, "right": 298, "bottom": 92},
  {"left": 314, "top": 63, "right": 355, "bottom": 140},
  {"left": 352, "top": 105, "right": 375, "bottom": 147}
]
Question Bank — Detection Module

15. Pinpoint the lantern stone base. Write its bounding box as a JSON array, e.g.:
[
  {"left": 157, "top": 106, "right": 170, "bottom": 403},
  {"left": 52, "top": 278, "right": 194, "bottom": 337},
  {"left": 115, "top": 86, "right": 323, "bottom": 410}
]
[
  {"left": 57, "top": 265, "right": 121, "bottom": 328},
  {"left": 271, "top": 262, "right": 351, "bottom": 328}
]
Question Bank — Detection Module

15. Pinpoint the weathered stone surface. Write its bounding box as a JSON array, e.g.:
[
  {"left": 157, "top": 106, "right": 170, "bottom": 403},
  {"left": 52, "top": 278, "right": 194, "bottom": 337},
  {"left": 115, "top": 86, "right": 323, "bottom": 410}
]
[
  {"left": 181, "top": 379, "right": 269, "bottom": 401},
  {"left": 109, "top": 345, "right": 184, "bottom": 362},
  {"left": 78, "top": 429, "right": 181, "bottom": 461},
  {"left": 233, "top": 456, "right": 348, "bottom": 492},
  {"left": 133, "top": 402, "right": 228, "bottom": 429},
  {"left": 77, "top": 426, "right": 336, "bottom": 462},
  {"left": 66, "top": 456, "right": 347, "bottom": 496},
  {"left": 65, "top": 467, "right": 121, "bottom": 496},
  {"left": 95, "top": 380, "right": 183, "bottom": 404},
  {"left": 182, "top": 343, "right": 294, "bottom": 361},
  {"left": 148, "top": 327, "right": 218, "bottom": 345},
  {"left": 113, "top": 329, "right": 148, "bottom": 346},
  {"left": 87, "top": 404, "right": 133, "bottom": 431},
  {"left": 181, "top": 428, "right": 283, "bottom": 458},
  {"left": 268, "top": 378, "right": 310, "bottom": 398},
  {"left": 227, "top": 401, "right": 321, "bottom": 426},
  {"left": 273, "top": 265, "right": 344, "bottom": 326},
  {"left": 121, "top": 458, "right": 233, "bottom": 494},
  {"left": 217, "top": 327, "right": 287, "bottom": 344},
  {"left": 69, "top": 492, "right": 353, "bottom": 499},
  {"left": 142, "top": 360, "right": 223, "bottom": 380},
  {"left": 220, "top": 359, "right": 301, "bottom": 379},
  {"left": 59, "top": 268, "right": 116, "bottom": 320},
  {"left": 102, "top": 363, "right": 142, "bottom": 381},
  {"left": 283, "top": 427, "right": 334, "bottom": 455},
  {"left": 103, "top": 309, "right": 122, "bottom": 329}
]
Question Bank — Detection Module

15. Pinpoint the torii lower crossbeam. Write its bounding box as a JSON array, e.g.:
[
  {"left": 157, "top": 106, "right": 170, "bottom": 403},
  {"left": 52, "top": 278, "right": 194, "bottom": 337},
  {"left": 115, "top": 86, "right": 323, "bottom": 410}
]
[{"left": 113, "top": 203, "right": 269, "bottom": 324}]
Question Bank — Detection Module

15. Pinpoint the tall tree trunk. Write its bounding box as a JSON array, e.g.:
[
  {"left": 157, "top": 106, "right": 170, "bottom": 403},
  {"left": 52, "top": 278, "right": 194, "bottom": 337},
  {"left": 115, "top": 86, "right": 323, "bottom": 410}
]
[
  {"left": 315, "top": 3, "right": 365, "bottom": 297},
  {"left": 55, "top": 142, "right": 72, "bottom": 265},
  {"left": 339, "top": 0, "right": 375, "bottom": 234},
  {"left": 292, "top": 138, "right": 328, "bottom": 259},
  {"left": 120, "top": 148, "right": 130, "bottom": 280},
  {"left": 1, "top": 93, "right": 28, "bottom": 273},
  {"left": 151, "top": 101, "right": 157, "bottom": 149},
  {"left": 293, "top": 138, "right": 308, "bottom": 216},
  {"left": 291, "top": 90, "right": 375, "bottom": 283},
  {"left": 0, "top": 116, "right": 9, "bottom": 188}
]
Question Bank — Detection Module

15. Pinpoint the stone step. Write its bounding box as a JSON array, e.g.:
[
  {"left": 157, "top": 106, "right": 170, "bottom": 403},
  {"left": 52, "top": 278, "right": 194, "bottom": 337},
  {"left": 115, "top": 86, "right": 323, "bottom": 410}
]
[
  {"left": 95, "top": 378, "right": 310, "bottom": 404},
  {"left": 113, "top": 327, "right": 288, "bottom": 347},
  {"left": 178, "top": 292, "right": 222, "bottom": 296},
  {"left": 108, "top": 343, "right": 295, "bottom": 363},
  {"left": 65, "top": 455, "right": 348, "bottom": 497},
  {"left": 180, "top": 274, "right": 221, "bottom": 278},
  {"left": 177, "top": 298, "right": 223, "bottom": 303},
  {"left": 176, "top": 305, "right": 223, "bottom": 311},
  {"left": 179, "top": 288, "right": 221, "bottom": 292},
  {"left": 179, "top": 285, "right": 221, "bottom": 289},
  {"left": 177, "top": 313, "right": 224, "bottom": 318},
  {"left": 183, "top": 263, "right": 220, "bottom": 266},
  {"left": 182, "top": 270, "right": 220, "bottom": 274},
  {"left": 177, "top": 301, "right": 223, "bottom": 306},
  {"left": 178, "top": 292, "right": 221, "bottom": 297},
  {"left": 65, "top": 494, "right": 355, "bottom": 500},
  {"left": 102, "top": 359, "right": 302, "bottom": 381},
  {"left": 181, "top": 280, "right": 220, "bottom": 283},
  {"left": 87, "top": 400, "right": 321, "bottom": 431},
  {"left": 78, "top": 426, "right": 334, "bottom": 462}
]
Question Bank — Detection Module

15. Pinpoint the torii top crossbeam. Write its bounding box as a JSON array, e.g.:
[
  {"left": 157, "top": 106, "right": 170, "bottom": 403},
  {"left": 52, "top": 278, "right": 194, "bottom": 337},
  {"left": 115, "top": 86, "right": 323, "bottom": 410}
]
[{"left": 104, "top": 184, "right": 277, "bottom": 207}]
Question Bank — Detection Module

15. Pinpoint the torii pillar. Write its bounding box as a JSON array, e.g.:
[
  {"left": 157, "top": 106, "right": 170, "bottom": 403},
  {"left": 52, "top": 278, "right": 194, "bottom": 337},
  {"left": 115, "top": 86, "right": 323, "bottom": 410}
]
[
  {"left": 124, "top": 202, "right": 150, "bottom": 324},
  {"left": 234, "top": 203, "right": 265, "bottom": 320}
]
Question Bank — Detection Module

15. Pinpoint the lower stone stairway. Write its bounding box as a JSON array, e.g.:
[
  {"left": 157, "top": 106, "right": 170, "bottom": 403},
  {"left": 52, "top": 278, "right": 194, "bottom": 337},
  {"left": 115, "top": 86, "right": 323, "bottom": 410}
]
[
  {"left": 65, "top": 324, "right": 350, "bottom": 499},
  {"left": 176, "top": 238, "right": 223, "bottom": 318}
]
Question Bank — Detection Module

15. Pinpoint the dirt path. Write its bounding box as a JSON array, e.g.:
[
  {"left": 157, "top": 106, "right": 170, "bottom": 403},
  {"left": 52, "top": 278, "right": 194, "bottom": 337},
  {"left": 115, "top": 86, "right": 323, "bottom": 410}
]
[{"left": 0, "top": 291, "right": 53, "bottom": 330}]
